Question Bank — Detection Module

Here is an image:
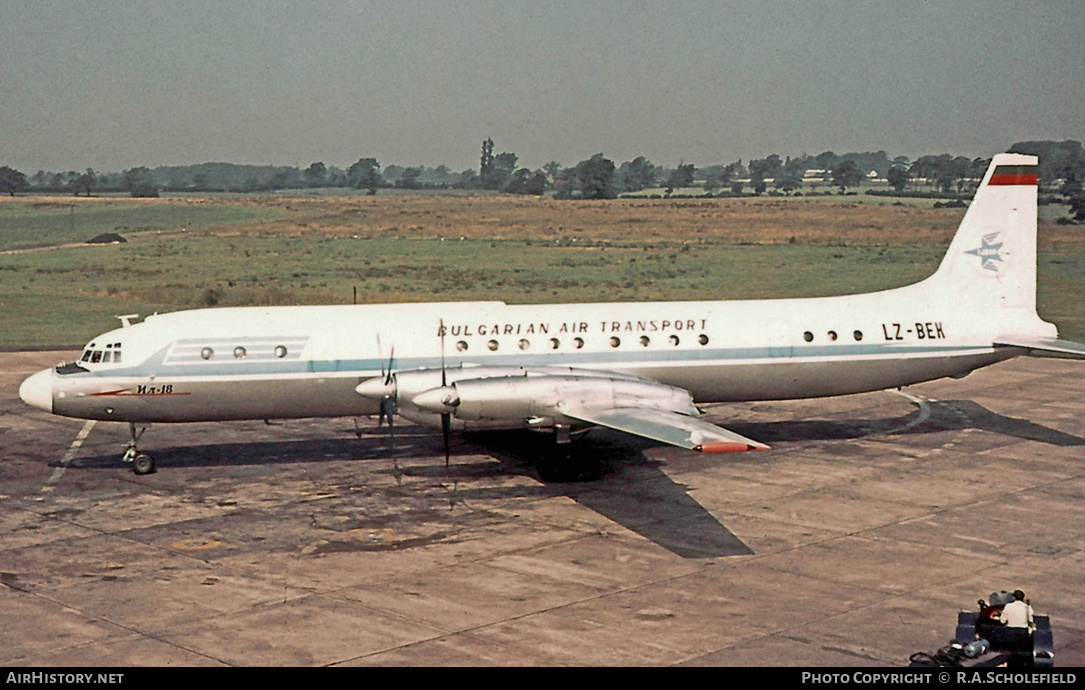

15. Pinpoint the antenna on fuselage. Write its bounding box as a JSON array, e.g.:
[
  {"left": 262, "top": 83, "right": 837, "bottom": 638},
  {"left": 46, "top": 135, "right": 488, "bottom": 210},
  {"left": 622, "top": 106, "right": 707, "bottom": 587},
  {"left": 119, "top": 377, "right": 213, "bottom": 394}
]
[{"left": 116, "top": 314, "right": 140, "bottom": 328}]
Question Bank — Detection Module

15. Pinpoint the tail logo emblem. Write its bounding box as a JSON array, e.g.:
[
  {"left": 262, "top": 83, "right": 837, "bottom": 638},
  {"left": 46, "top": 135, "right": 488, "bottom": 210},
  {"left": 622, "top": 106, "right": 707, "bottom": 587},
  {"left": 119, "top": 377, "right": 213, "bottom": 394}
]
[{"left": 965, "top": 232, "right": 1004, "bottom": 272}]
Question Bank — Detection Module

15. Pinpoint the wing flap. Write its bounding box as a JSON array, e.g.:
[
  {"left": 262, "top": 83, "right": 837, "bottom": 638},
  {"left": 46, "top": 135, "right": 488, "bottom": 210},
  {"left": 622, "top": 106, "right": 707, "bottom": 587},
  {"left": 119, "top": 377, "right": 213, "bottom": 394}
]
[
  {"left": 994, "top": 337, "right": 1085, "bottom": 360},
  {"left": 564, "top": 407, "right": 770, "bottom": 453}
]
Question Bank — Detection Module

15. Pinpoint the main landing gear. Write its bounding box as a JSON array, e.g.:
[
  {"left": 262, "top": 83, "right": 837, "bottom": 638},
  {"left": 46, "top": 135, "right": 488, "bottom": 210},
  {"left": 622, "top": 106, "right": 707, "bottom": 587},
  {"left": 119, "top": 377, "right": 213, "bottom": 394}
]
[
  {"left": 535, "top": 424, "right": 599, "bottom": 483},
  {"left": 122, "top": 422, "right": 155, "bottom": 475}
]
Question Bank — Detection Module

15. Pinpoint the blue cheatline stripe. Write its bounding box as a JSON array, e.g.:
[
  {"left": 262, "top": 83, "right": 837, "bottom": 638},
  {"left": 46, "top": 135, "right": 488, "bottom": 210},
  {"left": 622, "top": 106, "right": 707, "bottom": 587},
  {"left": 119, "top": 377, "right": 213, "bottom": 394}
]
[
  {"left": 163, "top": 336, "right": 309, "bottom": 365},
  {"left": 83, "top": 342, "right": 990, "bottom": 380}
]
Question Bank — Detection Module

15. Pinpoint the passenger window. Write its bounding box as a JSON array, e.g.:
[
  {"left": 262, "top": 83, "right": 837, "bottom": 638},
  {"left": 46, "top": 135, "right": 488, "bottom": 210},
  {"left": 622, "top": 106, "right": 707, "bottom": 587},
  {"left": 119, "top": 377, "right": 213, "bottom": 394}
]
[
  {"left": 669, "top": 335, "right": 679, "bottom": 346},
  {"left": 549, "top": 338, "right": 560, "bottom": 349},
  {"left": 518, "top": 339, "right": 529, "bottom": 350},
  {"left": 487, "top": 340, "right": 499, "bottom": 351},
  {"left": 804, "top": 331, "right": 814, "bottom": 342},
  {"left": 639, "top": 336, "right": 650, "bottom": 347},
  {"left": 698, "top": 334, "right": 709, "bottom": 345},
  {"left": 609, "top": 337, "right": 620, "bottom": 348},
  {"left": 573, "top": 337, "right": 584, "bottom": 349},
  {"left": 456, "top": 341, "right": 468, "bottom": 352}
]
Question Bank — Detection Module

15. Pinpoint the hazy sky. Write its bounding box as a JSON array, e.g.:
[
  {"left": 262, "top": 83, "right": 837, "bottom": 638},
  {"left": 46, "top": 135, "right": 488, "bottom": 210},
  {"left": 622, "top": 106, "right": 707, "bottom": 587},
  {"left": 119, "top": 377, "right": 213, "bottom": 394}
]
[{"left": 2, "top": 0, "right": 1083, "bottom": 173}]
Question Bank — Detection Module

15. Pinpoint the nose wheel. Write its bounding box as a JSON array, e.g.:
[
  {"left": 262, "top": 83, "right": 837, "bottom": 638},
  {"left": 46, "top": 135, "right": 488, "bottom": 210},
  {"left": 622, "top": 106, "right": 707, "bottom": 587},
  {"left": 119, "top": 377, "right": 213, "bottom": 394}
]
[
  {"left": 122, "top": 423, "right": 156, "bottom": 474},
  {"left": 132, "top": 453, "right": 155, "bottom": 475}
]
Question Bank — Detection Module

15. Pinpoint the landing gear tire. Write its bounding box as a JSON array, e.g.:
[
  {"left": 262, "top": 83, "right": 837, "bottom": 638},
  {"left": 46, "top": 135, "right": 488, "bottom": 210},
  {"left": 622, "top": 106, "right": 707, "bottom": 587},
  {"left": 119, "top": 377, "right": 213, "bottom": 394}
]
[
  {"left": 122, "top": 423, "right": 153, "bottom": 474},
  {"left": 132, "top": 453, "right": 155, "bottom": 475}
]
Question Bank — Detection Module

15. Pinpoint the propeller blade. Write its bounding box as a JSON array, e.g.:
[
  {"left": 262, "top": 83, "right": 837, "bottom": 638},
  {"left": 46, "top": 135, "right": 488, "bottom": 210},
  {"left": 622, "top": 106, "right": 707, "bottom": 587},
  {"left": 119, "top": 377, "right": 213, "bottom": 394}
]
[
  {"left": 376, "top": 334, "right": 395, "bottom": 386},
  {"left": 436, "top": 318, "right": 452, "bottom": 470},
  {"left": 442, "top": 411, "right": 451, "bottom": 467},
  {"left": 439, "top": 318, "right": 447, "bottom": 387},
  {"left": 379, "top": 395, "right": 395, "bottom": 425},
  {"left": 385, "top": 345, "right": 395, "bottom": 386},
  {"left": 380, "top": 395, "right": 396, "bottom": 453},
  {"left": 377, "top": 334, "right": 386, "bottom": 380}
]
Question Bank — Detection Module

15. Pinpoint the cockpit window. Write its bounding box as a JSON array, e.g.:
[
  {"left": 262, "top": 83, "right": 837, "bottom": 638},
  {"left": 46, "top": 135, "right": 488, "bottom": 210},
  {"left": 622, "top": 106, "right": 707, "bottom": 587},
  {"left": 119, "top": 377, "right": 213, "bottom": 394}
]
[{"left": 80, "top": 343, "right": 121, "bottom": 365}]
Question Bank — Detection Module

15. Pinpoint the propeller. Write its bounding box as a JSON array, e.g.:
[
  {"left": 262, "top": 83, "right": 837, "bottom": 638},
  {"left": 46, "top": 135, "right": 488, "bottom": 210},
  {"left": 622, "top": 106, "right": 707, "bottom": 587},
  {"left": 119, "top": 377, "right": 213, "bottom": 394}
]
[
  {"left": 378, "top": 337, "right": 404, "bottom": 483},
  {"left": 439, "top": 318, "right": 451, "bottom": 467},
  {"left": 374, "top": 335, "right": 397, "bottom": 453},
  {"left": 438, "top": 318, "right": 462, "bottom": 511}
]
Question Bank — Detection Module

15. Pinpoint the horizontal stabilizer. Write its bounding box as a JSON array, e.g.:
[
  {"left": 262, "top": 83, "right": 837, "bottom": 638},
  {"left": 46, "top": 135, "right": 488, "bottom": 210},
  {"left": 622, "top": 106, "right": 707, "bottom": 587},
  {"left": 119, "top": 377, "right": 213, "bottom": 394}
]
[
  {"left": 994, "top": 337, "right": 1085, "bottom": 360},
  {"left": 564, "top": 407, "right": 770, "bottom": 453}
]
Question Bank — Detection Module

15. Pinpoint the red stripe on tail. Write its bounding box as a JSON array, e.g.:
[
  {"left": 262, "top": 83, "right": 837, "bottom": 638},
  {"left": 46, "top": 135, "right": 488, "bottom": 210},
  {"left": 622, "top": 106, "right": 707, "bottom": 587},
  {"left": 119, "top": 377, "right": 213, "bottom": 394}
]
[{"left": 988, "top": 173, "right": 1038, "bottom": 186}]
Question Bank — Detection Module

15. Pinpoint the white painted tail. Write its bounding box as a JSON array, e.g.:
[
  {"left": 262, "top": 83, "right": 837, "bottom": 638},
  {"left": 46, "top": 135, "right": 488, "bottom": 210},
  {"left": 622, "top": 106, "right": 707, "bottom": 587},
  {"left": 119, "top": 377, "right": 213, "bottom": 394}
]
[
  {"left": 927, "top": 153, "right": 1039, "bottom": 312},
  {"left": 919, "top": 153, "right": 1059, "bottom": 341}
]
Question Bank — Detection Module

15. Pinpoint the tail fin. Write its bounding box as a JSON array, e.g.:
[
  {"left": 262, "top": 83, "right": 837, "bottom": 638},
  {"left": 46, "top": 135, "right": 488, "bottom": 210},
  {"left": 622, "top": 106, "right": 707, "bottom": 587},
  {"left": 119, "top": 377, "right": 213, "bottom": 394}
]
[
  {"left": 928, "top": 153, "right": 1040, "bottom": 313},
  {"left": 924, "top": 152, "right": 1077, "bottom": 348}
]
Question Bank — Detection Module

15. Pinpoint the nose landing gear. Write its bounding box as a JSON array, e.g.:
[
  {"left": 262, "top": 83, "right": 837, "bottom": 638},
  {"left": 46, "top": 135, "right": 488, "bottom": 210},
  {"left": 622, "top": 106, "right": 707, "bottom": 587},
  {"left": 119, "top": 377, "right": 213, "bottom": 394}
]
[{"left": 122, "top": 422, "right": 155, "bottom": 475}]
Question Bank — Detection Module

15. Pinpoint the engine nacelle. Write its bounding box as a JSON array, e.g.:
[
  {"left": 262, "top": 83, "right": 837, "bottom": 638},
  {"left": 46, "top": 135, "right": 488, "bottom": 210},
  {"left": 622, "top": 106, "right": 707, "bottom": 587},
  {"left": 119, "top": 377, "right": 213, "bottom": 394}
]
[
  {"left": 416, "top": 375, "right": 699, "bottom": 423},
  {"left": 356, "top": 365, "right": 691, "bottom": 431}
]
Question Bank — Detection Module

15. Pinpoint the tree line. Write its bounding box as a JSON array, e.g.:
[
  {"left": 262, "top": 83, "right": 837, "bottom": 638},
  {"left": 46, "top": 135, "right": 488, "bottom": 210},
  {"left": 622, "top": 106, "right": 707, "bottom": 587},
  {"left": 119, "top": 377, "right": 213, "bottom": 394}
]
[{"left": 1, "top": 139, "right": 1082, "bottom": 220}]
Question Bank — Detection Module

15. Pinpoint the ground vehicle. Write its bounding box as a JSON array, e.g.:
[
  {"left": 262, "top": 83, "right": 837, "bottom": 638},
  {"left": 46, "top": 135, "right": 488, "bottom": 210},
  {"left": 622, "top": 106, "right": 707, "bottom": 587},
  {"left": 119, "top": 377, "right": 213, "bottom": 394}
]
[{"left": 954, "top": 591, "right": 1054, "bottom": 667}]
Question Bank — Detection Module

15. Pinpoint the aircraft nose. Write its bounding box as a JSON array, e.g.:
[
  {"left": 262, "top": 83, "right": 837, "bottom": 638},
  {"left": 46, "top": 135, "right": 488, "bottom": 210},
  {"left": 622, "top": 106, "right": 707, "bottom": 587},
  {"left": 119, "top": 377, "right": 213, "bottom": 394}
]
[{"left": 19, "top": 368, "right": 53, "bottom": 413}]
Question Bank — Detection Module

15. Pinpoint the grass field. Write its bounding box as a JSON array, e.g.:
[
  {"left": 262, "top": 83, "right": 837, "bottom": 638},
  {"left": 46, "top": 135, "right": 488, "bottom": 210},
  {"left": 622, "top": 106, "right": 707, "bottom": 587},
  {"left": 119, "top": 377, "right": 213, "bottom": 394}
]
[
  {"left": 0, "top": 193, "right": 1082, "bottom": 348},
  {"left": 0, "top": 196, "right": 285, "bottom": 252}
]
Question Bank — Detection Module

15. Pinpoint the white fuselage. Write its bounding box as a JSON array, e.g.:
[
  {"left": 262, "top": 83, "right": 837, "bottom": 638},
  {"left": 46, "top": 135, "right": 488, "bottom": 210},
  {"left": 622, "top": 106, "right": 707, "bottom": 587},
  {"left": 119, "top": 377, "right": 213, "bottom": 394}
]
[{"left": 34, "top": 277, "right": 1025, "bottom": 426}]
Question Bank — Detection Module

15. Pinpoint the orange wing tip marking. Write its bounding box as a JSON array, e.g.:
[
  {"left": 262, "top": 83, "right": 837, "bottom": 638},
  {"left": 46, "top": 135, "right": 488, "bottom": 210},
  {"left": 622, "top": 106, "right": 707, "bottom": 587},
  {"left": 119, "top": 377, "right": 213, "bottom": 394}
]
[{"left": 694, "top": 441, "right": 770, "bottom": 453}]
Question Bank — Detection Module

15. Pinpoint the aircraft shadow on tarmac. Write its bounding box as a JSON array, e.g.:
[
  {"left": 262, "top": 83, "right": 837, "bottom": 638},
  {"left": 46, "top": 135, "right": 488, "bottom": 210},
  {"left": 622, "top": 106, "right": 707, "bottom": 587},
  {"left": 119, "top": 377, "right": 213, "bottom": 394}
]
[
  {"left": 69, "top": 428, "right": 756, "bottom": 559},
  {"left": 734, "top": 398, "right": 1085, "bottom": 447},
  {"left": 66, "top": 398, "right": 1082, "bottom": 560},
  {"left": 461, "top": 430, "right": 757, "bottom": 559}
]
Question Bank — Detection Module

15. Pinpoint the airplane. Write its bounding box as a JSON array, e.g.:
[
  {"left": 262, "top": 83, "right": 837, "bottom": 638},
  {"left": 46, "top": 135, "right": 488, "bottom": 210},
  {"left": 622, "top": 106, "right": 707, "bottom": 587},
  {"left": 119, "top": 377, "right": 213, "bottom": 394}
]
[{"left": 18, "top": 153, "right": 1085, "bottom": 480}]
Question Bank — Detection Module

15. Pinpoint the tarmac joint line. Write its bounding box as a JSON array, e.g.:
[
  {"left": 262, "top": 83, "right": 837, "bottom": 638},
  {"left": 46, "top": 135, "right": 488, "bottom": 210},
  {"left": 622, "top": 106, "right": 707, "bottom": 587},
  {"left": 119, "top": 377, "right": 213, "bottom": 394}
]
[{"left": 41, "top": 419, "right": 96, "bottom": 493}]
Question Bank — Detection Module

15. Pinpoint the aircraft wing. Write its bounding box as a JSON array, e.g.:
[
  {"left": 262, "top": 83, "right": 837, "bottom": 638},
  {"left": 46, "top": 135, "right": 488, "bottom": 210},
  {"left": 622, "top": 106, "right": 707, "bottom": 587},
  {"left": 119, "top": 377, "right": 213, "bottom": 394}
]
[
  {"left": 563, "top": 406, "right": 770, "bottom": 453},
  {"left": 994, "top": 336, "right": 1085, "bottom": 360}
]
